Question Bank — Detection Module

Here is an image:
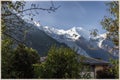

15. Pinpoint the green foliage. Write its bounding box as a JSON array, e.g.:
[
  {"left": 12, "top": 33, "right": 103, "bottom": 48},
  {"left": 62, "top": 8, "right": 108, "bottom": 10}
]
[
  {"left": 1, "top": 1, "right": 40, "bottom": 78},
  {"left": 101, "top": 1, "right": 119, "bottom": 46},
  {"left": 1, "top": 1, "right": 60, "bottom": 79},
  {"left": 89, "top": 29, "right": 98, "bottom": 37},
  {"left": 10, "top": 44, "right": 40, "bottom": 78},
  {"left": 96, "top": 67, "right": 115, "bottom": 79},
  {"left": 33, "top": 46, "right": 92, "bottom": 79},
  {"left": 99, "top": 2, "right": 119, "bottom": 78},
  {"left": 98, "top": 2, "right": 119, "bottom": 78},
  {"left": 109, "top": 58, "right": 119, "bottom": 78},
  {"left": 1, "top": 40, "right": 40, "bottom": 78},
  {"left": 1, "top": 38, "right": 14, "bottom": 78},
  {"left": 46, "top": 46, "right": 81, "bottom": 78},
  {"left": 2, "top": 1, "right": 26, "bottom": 16},
  {"left": 96, "top": 59, "right": 119, "bottom": 79},
  {"left": 33, "top": 63, "right": 46, "bottom": 78}
]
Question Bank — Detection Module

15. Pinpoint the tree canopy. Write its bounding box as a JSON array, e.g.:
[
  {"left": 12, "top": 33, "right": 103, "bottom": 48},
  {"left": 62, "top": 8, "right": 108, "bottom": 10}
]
[
  {"left": 101, "top": 1, "right": 119, "bottom": 46},
  {"left": 33, "top": 46, "right": 91, "bottom": 78}
]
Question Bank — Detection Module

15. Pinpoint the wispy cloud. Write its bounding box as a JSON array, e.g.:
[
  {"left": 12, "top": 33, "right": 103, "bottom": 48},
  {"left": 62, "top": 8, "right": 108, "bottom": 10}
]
[{"left": 24, "top": 1, "right": 107, "bottom": 33}]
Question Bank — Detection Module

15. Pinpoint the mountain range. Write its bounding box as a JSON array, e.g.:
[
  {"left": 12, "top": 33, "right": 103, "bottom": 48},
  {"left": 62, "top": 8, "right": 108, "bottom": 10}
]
[
  {"left": 5, "top": 11, "right": 118, "bottom": 62},
  {"left": 25, "top": 25, "right": 67, "bottom": 56},
  {"left": 31, "top": 21, "right": 118, "bottom": 61}
]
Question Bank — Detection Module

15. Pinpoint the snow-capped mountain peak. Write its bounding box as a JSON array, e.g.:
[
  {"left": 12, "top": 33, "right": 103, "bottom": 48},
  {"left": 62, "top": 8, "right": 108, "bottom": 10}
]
[
  {"left": 33, "top": 21, "right": 89, "bottom": 41},
  {"left": 66, "top": 27, "right": 90, "bottom": 41},
  {"left": 34, "top": 21, "right": 41, "bottom": 27},
  {"left": 33, "top": 21, "right": 118, "bottom": 58}
]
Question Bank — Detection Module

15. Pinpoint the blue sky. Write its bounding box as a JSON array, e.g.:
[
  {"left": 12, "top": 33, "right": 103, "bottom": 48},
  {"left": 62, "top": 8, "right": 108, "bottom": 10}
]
[{"left": 24, "top": 1, "right": 111, "bottom": 34}]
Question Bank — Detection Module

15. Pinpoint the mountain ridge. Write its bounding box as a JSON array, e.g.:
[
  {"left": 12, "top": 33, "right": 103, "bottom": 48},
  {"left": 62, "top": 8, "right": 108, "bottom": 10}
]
[{"left": 33, "top": 21, "right": 118, "bottom": 61}]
